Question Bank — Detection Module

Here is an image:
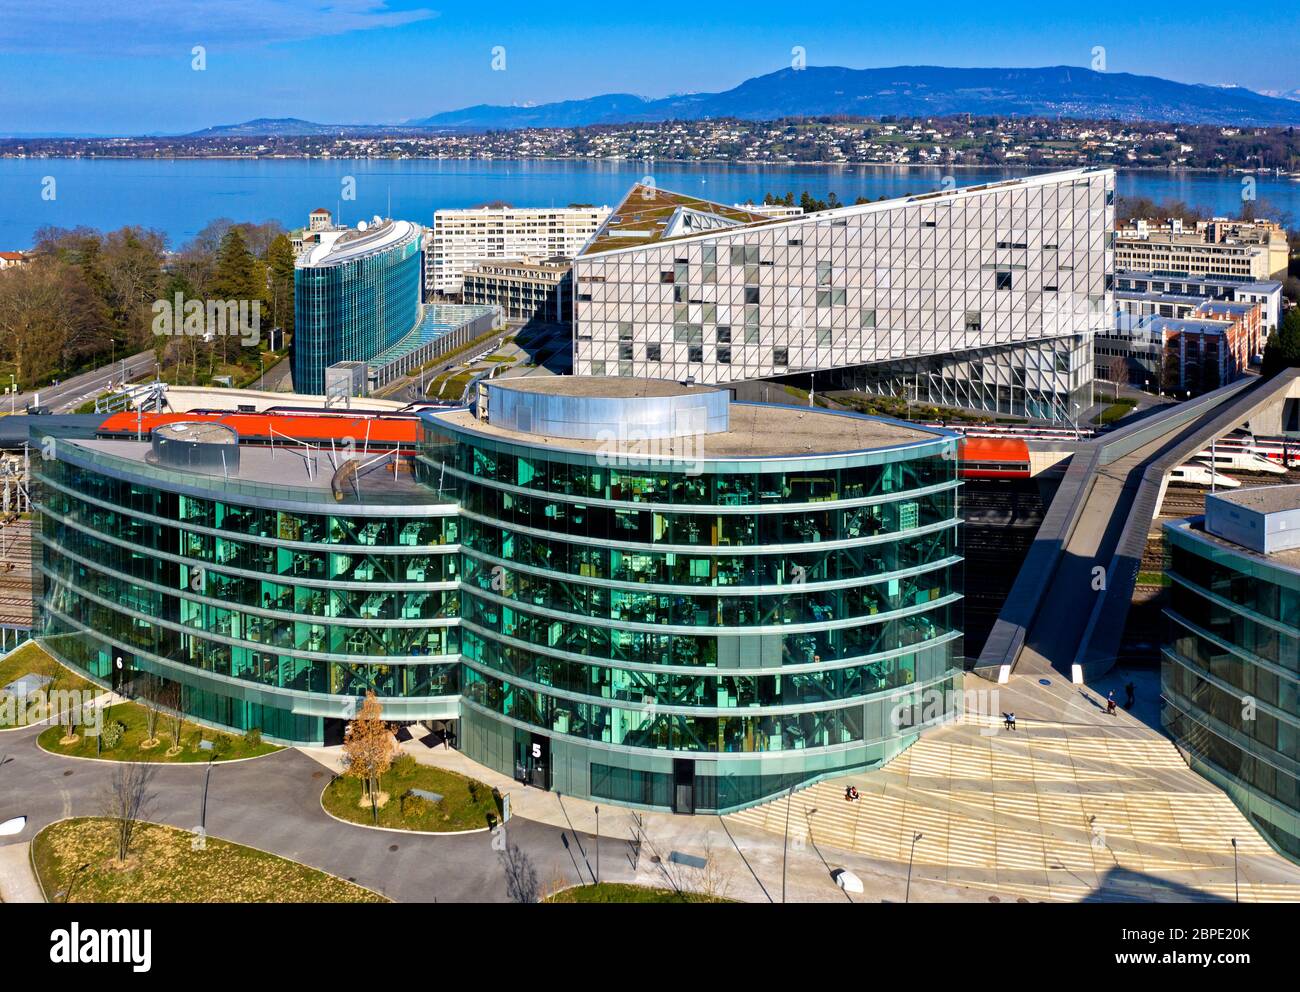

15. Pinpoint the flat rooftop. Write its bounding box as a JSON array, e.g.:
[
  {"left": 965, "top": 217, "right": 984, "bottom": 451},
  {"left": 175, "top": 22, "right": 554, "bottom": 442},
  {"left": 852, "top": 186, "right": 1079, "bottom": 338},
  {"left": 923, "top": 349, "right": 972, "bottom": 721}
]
[
  {"left": 433, "top": 400, "right": 939, "bottom": 459},
  {"left": 1209, "top": 483, "right": 1300, "bottom": 515},
  {"left": 1176, "top": 515, "right": 1300, "bottom": 572},
  {"left": 64, "top": 437, "right": 442, "bottom": 505}
]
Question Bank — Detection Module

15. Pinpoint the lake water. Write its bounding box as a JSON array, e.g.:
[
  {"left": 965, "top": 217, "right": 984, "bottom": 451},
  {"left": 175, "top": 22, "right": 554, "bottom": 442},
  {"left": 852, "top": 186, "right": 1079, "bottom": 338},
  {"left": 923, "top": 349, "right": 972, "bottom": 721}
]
[{"left": 2, "top": 158, "right": 1298, "bottom": 250}]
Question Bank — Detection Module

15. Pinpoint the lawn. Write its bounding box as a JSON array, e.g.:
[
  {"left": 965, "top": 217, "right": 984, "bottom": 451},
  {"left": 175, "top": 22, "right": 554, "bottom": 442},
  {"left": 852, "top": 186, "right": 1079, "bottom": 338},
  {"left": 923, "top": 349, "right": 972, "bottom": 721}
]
[
  {"left": 322, "top": 757, "right": 500, "bottom": 832},
  {"left": 32, "top": 818, "right": 387, "bottom": 903},
  {"left": 1094, "top": 398, "right": 1139, "bottom": 426},
  {"left": 37, "top": 700, "right": 281, "bottom": 763},
  {"left": 0, "top": 641, "right": 97, "bottom": 698},
  {"left": 547, "top": 882, "right": 732, "bottom": 904}
]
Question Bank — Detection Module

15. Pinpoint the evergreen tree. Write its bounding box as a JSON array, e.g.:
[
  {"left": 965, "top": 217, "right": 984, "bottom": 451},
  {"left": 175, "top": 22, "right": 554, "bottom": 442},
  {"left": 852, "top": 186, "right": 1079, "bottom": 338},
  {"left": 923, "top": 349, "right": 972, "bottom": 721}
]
[
  {"left": 266, "top": 233, "right": 295, "bottom": 346},
  {"left": 210, "top": 227, "right": 258, "bottom": 364},
  {"left": 1262, "top": 308, "right": 1300, "bottom": 379}
]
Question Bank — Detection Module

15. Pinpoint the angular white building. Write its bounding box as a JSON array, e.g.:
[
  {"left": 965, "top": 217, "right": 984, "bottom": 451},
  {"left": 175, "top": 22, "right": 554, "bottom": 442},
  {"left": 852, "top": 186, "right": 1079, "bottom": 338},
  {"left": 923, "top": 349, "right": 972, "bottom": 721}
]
[{"left": 572, "top": 168, "right": 1115, "bottom": 421}]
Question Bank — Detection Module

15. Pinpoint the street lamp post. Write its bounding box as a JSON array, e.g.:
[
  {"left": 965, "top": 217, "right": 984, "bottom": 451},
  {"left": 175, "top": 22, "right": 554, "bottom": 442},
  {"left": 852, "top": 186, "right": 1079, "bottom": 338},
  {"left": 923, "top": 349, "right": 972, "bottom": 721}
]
[
  {"left": 594, "top": 805, "right": 600, "bottom": 884},
  {"left": 1231, "top": 837, "right": 1239, "bottom": 903},
  {"left": 60, "top": 862, "right": 91, "bottom": 904},
  {"left": 781, "top": 783, "right": 795, "bottom": 903},
  {"left": 905, "top": 832, "right": 923, "bottom": 903}
]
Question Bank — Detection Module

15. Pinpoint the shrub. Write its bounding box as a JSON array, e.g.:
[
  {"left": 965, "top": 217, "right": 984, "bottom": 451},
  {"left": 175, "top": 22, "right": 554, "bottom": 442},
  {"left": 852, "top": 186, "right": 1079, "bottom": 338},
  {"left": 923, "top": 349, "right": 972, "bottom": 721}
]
[
  {"left": 242, "top": 727, "right": 262, "bottom": 748},
  {"left": 100, "top": 719, "right": 126, "bottom": 749},
  {"left": 391, "top": 753, "right": 417, "bottom": 778},
  {"left": 400, "top": 792, "right": 432, "bottom": 818}
]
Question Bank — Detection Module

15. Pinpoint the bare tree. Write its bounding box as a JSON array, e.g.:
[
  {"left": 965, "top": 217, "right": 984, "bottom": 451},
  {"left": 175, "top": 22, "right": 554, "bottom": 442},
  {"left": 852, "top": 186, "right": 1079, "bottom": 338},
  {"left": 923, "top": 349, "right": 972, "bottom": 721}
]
[
  {"left": 499, "top": 836, "right": 540, "bottom": 903},
  {"left": 161, "top": 681, "right": 185, "bottom": 754},
  {"left": 99, "top": 762, "right": 156, "bottom": 863},
  {"left": 1106, "top": 355, "right": 1130, "bottom": 396},
  {"left": 138, "top": 674, "right": 166, "bottom": 747},
  {"left": 60, "top": 697, "right": 78, "bottom": 744},
  {"left": 341, "top": 691, "right": 396, "bottom": 825}
]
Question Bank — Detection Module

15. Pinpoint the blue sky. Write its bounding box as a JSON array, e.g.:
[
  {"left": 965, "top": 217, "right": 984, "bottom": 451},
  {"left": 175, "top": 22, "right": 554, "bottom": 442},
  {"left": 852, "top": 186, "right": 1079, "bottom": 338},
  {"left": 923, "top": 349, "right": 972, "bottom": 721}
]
[{"left": 2, "top": 0, "right": 1299, "bottom": 134}]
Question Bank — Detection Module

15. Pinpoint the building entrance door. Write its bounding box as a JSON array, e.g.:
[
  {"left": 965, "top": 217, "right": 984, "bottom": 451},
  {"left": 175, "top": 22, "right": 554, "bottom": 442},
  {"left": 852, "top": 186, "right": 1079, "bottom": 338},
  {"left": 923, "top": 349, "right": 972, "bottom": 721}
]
[
  {"left": 514, "top": 731, "right": 551, "bottom": 790},
  {"left": 673, "top": 759, "right": 695, "bottom": 814}
]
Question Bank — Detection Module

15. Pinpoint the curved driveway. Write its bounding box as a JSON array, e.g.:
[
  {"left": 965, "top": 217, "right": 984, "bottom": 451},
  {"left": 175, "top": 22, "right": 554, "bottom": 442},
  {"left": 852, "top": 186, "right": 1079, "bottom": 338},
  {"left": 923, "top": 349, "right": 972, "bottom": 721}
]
[{"left": 0, "top": 725, "right": 612, "bottom": 902}]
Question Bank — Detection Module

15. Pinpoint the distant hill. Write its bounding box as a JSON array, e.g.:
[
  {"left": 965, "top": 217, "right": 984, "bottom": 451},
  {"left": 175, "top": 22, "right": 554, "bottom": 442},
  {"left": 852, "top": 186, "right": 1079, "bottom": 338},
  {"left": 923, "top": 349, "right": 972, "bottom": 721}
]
[
  {"left": 184, "top": 118, "right": 437, "bottom": 138},
  {"left": 184, "top": 66, "right": 1300, "bottom": 138},
  {"left": 408, "top": 65, "right": 1300, "bottom": 129}
]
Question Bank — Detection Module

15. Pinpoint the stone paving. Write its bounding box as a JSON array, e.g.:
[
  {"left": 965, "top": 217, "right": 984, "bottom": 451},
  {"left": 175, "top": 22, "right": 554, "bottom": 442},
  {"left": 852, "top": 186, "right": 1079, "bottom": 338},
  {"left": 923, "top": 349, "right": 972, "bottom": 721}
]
[{"left": 729, "top": 670, "right": 1300, "bottom": 902}]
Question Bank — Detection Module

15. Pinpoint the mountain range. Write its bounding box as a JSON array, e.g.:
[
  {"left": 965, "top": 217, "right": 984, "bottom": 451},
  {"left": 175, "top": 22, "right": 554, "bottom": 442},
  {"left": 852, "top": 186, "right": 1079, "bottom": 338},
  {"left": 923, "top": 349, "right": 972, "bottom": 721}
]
[{"left": 188, "top": 65, "right": 1300, "bottom": 137}]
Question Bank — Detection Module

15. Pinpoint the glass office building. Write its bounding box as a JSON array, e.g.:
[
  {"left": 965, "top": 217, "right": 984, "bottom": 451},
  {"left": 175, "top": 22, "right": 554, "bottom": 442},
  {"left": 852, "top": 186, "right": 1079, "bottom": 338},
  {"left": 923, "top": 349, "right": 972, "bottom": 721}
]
[
  {"left": 34, "top": 428, "right": 462, "bottom": 745},
  {"left": 1164, "top": 488, "right": 1300, "bottom": 862},
  {"left": 34, "top": 377, "right": 964, "bottom": 813},
  {"left": 293, "top": 219, "right": 424, "bottom": 395},
  {"left": 419, "top": 378, "right": 963, "bottom": 812}
]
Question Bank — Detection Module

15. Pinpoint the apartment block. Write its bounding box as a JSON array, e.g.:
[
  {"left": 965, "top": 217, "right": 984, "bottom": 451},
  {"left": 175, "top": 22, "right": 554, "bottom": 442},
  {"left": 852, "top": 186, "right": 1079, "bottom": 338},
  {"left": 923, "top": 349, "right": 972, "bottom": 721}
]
[
  {"left": 428, "top": 205, "right": 610, "bottom": 296},
  {"left": 1116, "top": 216, "right": 1288, "bottom": 281}
]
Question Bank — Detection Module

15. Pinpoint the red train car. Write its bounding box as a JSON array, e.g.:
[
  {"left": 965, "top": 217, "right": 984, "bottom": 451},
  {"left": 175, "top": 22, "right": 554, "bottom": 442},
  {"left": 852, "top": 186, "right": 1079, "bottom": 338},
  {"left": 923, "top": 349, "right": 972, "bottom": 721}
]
[
  {"left": 957, "top": 436, "right": 1031, "bottom": 480},
  {"left": 96, "top": 410, "right": 420, "bottom": 450}
]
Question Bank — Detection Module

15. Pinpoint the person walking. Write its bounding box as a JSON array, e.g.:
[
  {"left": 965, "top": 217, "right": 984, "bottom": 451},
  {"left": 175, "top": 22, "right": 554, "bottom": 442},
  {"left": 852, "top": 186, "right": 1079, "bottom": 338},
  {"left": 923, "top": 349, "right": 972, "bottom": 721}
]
[{"left": 1106, "top": 690, "right": 1117, "bottom": 716}]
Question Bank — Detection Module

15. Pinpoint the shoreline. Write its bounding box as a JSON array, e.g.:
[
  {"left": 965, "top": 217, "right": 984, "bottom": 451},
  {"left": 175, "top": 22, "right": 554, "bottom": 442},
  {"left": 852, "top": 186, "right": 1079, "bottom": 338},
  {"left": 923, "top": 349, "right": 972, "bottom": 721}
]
[{"left": 0, "top": 154, "right": 1286, "bottom": 176}]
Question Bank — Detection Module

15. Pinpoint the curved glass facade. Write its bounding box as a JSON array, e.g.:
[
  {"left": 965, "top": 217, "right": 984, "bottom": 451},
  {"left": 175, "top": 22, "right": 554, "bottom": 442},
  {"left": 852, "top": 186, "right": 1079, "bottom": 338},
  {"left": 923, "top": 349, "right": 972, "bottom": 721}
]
[
  {"left": 34, "top": 381, "right": 964, "bottom": 814},
  {"left": 417, "top": 401, "right": 963, "bottom": 813},
  {"left": 1163, "top": 521, "right": 1300, "bottom": 862},
  {"left": 293, "top": 222, "right": 423, "bottom": 394},
  {"left": 35, "top": 444, "right": 461, "bottom": 745}
]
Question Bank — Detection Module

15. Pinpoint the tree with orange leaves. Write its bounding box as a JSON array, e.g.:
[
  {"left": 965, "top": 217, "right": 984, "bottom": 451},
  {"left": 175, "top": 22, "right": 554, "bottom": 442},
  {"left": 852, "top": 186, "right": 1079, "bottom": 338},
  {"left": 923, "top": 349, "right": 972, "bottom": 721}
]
[{"left": 342, "top": 691, "right": 396, "bottom": 826}]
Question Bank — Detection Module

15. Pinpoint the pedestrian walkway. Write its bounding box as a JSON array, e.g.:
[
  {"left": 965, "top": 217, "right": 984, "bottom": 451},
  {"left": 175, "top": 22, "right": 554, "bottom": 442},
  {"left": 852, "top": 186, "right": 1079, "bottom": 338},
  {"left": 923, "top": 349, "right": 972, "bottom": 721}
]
[
  {"left": 728, "top": 672, "right": 1300, "bottom": 902},
  {"left": 0, "top": 842, "right": 44, "bottom": 902}
]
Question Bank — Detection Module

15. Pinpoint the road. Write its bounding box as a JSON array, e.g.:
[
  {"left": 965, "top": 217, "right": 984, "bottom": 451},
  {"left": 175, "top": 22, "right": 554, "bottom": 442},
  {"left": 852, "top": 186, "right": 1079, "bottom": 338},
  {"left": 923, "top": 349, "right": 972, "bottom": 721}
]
[{"left": 7, "top": 351, "right": 157, "bottom": 415}]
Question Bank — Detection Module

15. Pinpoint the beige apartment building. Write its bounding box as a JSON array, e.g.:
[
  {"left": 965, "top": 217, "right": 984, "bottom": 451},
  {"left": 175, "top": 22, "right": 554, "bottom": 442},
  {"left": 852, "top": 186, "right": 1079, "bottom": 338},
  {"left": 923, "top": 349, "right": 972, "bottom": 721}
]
[
  {"left": 428, "top": 205, "right": 610, "bottom": 296},
  {"left": 1116, "top": 217, "right": 1289, "bottom": 280}
]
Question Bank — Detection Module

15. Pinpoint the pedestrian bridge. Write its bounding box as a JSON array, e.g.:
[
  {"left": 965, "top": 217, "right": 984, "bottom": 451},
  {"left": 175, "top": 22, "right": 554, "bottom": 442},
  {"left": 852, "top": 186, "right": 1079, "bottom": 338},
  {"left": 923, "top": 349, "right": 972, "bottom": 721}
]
[{"left": 973, "top": 368, "right": 1300, "bottom": 684}]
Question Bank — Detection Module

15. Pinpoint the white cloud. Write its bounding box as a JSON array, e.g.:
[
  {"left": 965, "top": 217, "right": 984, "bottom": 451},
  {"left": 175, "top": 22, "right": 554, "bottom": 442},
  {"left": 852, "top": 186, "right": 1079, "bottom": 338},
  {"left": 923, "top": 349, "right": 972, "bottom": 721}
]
[{"left": 0, "top": 0, "right": 440, "bottom": 55}]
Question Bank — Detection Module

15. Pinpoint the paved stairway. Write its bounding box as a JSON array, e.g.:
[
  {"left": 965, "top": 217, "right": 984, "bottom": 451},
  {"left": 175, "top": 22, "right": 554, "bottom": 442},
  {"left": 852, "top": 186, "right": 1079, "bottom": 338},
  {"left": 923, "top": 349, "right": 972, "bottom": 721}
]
[{"left": 728, "top": 674, "right": 1300, "bottom": 902}]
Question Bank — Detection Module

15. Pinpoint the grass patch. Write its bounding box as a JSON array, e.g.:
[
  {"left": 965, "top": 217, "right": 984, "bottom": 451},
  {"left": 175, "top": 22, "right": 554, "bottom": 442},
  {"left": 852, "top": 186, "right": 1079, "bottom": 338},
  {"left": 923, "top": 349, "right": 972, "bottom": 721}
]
[
  {"left": 37, "top": 700, "right": 280, "bottom": 762},
  {"left": 1136, "top": 570, "right": 1171, "bottom": 587},
  {"left": 827, "top": 391, "right": 1021, "bottom": 424},
  {"left": 322, "top": 757, "right": 500, "bottom": 832},
  {"left": 428, "top": 370, "right": 479, "bottom": 401},
  {"left": 0, "top": 641, "right": 97, "bottom": 698},
  {"left": 33, "top": 818, "right": 386, "bottom": 903},
  {"left": 1094, "top": 398, "right": 1138, "bottom": 425},
  {"left": 547, "top": 882, "right": 733, "bottom": 904}
]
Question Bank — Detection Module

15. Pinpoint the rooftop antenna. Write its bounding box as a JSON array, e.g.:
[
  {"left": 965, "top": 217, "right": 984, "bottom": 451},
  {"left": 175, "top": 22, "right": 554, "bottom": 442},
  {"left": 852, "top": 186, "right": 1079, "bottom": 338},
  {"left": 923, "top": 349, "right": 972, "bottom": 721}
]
[{"left": 387, "top": 185, "right": 392, "bottom": 221}]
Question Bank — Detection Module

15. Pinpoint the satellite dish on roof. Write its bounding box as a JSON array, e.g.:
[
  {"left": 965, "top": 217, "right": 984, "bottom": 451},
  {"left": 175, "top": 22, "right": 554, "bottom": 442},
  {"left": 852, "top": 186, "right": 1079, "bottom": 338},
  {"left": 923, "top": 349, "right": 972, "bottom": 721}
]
[{"left": 357, "top": 220, "right": 368, "bottom": 232}]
